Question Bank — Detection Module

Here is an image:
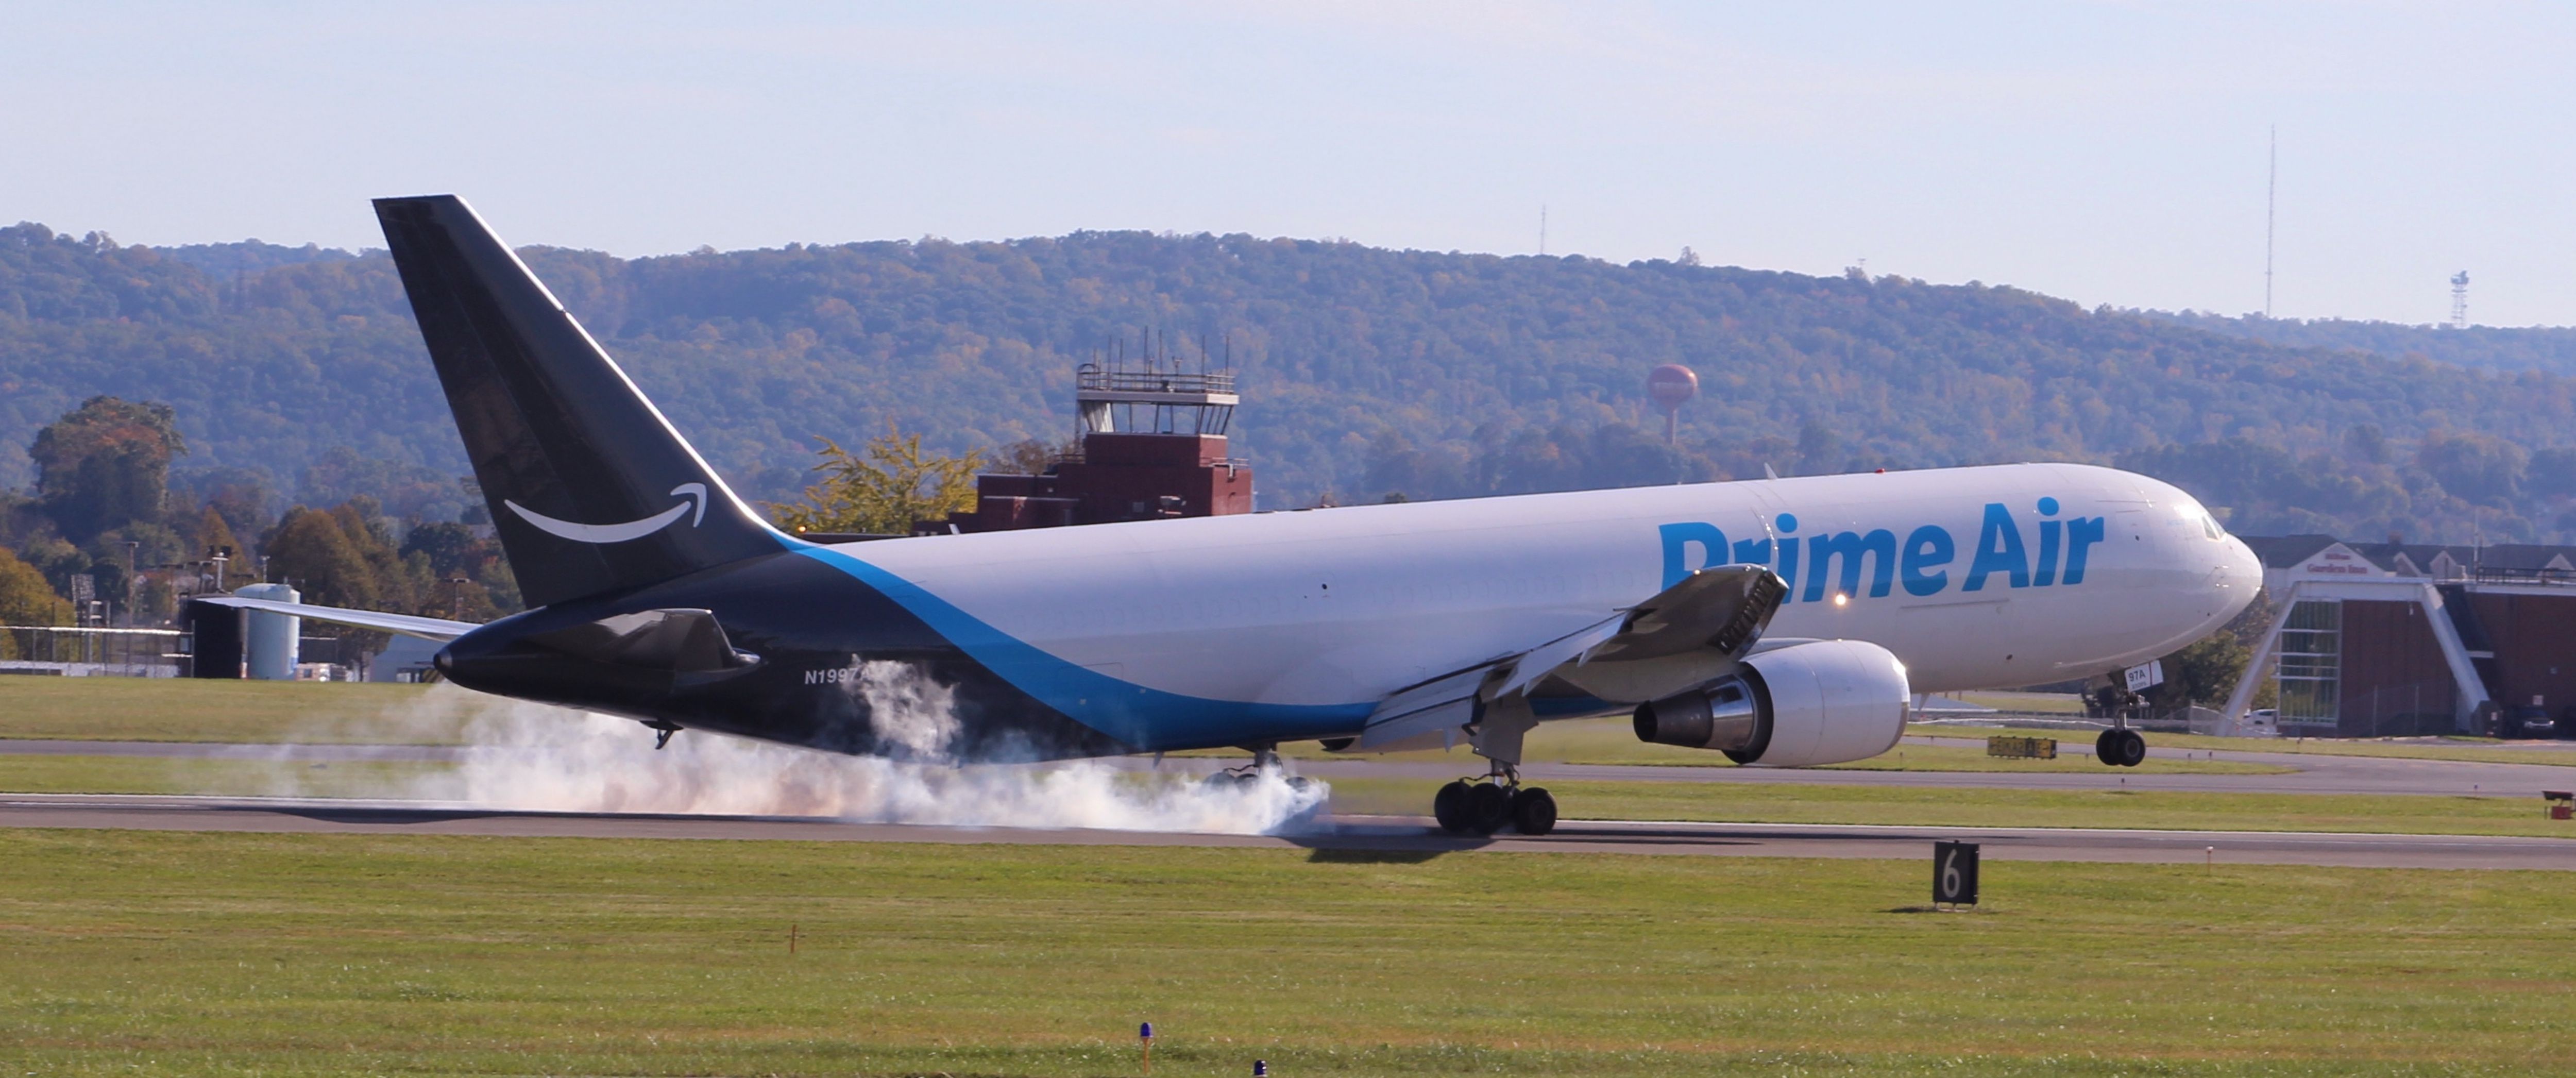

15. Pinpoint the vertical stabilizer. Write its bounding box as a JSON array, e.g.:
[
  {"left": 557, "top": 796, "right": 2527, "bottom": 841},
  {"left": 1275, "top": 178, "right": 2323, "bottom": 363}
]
[{"left": 374, "top": 195, "right": 783, "bottom": 608}]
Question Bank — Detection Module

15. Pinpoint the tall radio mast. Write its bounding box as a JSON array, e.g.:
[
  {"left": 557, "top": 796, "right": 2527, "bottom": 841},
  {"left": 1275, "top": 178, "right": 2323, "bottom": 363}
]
[{"left": 2264, "top": 125, "right": 2277, "bottom": 318}]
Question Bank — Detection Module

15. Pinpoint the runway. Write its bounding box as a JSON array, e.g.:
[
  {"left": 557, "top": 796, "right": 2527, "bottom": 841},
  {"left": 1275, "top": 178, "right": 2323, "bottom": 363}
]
[
  {"left": 11, "top": 735, "right": 2576, "bottom": 796},
  {"left": 5, "top": 793, "right": 2571, "bottom": 870}
]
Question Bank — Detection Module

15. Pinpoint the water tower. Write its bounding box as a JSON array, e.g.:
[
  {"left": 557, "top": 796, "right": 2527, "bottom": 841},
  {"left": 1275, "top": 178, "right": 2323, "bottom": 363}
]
[{"left": 1647, "top": 364, "right": 1698, "bottom": 445}]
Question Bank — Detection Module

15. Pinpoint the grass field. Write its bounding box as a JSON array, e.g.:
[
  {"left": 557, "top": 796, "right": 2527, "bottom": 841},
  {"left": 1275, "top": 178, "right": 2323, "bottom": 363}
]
[
  {"left": 1324, "top": 777, "right": 2576, "bottom": 838},
  {"left": 0, "top": 677, "right": 453, "bottom": 744},
  {"left": 1950, "top": 689, "right": 2086, "bottom": 713},
  {"left": 1217, "top": 717, "right": 2281, "bottom": 774},
  {"left": 0, "top": 753, "right": 447, "bottom": 798},
  {"left": 11, "top": 751, "right": 2575, "bottom": 840},
  {"left": 1909, "top": 721, "right": 2576, "bottom": 766},
  {"left": 1, "top": 681, "right": 2292, "bottom": 776},
  {"left": 1, "top": 829, "right": 2572, "bottom": 1075}
]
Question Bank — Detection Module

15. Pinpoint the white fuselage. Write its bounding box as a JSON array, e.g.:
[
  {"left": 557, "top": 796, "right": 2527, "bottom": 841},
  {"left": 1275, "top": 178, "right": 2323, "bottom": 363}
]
[{"left": 833, "top": 462, "right": 2262, "bottom": 723}]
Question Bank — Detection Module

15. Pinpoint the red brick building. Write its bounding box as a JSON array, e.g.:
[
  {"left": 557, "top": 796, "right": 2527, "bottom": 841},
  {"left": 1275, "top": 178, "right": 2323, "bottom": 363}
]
[
  {"left": 2233, "top": 535, "right": 2576, "bottom": 737},
  {"left": 943, "top": 362, "right": 1251, "bottom": 532}
]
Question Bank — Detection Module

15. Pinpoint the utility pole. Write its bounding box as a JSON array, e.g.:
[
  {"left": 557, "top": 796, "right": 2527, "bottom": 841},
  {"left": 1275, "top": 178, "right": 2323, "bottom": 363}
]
[{"left": 1539, "top": 204, "right": 1548, "bottom": 256}]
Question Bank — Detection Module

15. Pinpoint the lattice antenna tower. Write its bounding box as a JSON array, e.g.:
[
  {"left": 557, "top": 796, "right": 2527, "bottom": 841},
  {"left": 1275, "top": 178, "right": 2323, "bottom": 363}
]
[{"left": 2449, "top": 271, "right": 2469, "bottom": 329}]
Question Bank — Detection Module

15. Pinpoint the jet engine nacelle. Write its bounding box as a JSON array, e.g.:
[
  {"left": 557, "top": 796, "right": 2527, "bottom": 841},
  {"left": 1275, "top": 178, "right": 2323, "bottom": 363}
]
[{"left": 1631, "top": 639, "right": 1909, "bottom": 767}]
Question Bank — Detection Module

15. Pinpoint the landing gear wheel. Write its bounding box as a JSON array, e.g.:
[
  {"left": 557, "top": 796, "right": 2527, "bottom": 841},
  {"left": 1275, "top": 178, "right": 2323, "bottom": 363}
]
[
  {"left": 1510, "top": 786, "right": 1557, "bottom": 836},
  {"left": 2096, "top": 729, "right": 2146, "bottom": 767},
  {"left": 1433, "top": 780, "right": 1473, "bottom": 833},
  {"left": 2116, "top": 728, "right": 2147, "bottom": 767},
  {"left": 1465, "top": 782, "right": 1513, "bottom": 835}
]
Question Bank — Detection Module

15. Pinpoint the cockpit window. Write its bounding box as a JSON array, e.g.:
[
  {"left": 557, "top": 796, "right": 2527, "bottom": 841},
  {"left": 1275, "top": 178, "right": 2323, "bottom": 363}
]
[{"left": 2200, "top": 513, "right": 2225, "bottom": 541}]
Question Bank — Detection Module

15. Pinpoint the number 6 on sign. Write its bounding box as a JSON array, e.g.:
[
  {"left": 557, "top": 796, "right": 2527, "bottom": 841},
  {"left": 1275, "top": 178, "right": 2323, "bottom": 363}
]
[{"left": 1934, "top": 840, "right": 1979, "bottom": 907}]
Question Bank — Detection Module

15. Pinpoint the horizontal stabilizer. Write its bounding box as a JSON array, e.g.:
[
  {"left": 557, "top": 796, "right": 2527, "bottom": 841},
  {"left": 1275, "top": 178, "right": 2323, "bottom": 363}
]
[{"left": 192, "top": 596, "right": 479, "bottom": 642}]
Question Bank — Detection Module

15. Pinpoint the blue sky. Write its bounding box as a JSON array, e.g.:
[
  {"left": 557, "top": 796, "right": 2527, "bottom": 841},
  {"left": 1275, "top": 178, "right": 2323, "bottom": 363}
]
[{"left": 5, "top": 2, "right": 2571, "bottom": 325}]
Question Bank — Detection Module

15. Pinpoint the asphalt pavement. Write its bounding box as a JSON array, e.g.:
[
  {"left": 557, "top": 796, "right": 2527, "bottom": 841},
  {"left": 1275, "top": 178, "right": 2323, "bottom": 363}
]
[
  {"left": 3, "top": 793, "right": 2569, "bottom": 869},
  {"left": 10, "top": 734, "right": 2576, "bottom": 796}
]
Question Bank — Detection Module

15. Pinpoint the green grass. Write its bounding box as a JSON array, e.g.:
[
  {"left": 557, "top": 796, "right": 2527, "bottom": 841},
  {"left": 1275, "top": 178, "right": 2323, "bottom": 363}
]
[
  {"left": 0, "top": 677, "right": 453, "bottom": 744},
  {"left": 10, "top": 752, "right": 2566, "bottom": 840},
  {"left": 1199, "top": 717, "right": 2275, "bottom": 773},
  {"left": 1909, "top": 721, "right": 2576, "bottom": 766},
  {"left": 1325, "top": 776, "right": 2576, "bottom": 839},
  {"left": 1950, "top": 689, "right": 2087, "bottom": 713},
  {"left": 0, "top": 830, "right": 2572, "bottom": 1075},
  {"left": 1569, "top": 738, "right": 2285, "bottom": 773},
  {"left": 0, "top": 753, "right": 447, "bottom": 797}
]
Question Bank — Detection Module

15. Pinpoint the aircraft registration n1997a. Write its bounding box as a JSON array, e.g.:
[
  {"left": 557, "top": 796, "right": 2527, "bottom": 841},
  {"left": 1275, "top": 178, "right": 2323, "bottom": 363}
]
[{"left": 206, "top": 196, "right": 2264, "bottom": 836}]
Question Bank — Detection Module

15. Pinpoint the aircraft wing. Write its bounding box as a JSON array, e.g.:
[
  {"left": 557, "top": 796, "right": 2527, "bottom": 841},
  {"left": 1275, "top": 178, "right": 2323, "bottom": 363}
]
[
  {"left": 191, "top": 595, "right": 480, "bottom": 643},
  {"left": 1352, "top": 565, "right": 1787, "bottom": 750}
]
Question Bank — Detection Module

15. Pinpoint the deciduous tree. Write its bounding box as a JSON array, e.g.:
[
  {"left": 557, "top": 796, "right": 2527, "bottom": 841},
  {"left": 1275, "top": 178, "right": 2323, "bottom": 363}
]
[
  {"left": 28, "top": 396, "right": 185, "bottom": 544},
  {"left": 769, "top": 426, "right": 982, "bottom": 537}
]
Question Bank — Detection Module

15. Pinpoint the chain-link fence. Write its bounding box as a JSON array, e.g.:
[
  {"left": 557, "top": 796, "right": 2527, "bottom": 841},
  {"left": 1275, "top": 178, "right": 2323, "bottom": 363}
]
[{"left": 0, "top": 626, "right": 185, "bottom": 677}]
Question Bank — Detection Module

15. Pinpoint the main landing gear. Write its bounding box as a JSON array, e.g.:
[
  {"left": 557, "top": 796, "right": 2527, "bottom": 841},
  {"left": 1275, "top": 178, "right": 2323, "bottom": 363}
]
[
  {"left": 1433, "top": 763, "right": 1556, "bottom": 836},
  {"left": 1204, "top": 743, "right": 1318, "bottom": 793},
  {"left": 2095, "top": 727, "right": 2146, "bottom": 768}
]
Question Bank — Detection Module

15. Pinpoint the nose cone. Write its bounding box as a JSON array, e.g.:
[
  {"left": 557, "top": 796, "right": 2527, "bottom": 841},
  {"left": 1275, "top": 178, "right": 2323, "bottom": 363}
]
[{"left": 2218, "top": 534, "right": 2264, "bottom": 619}]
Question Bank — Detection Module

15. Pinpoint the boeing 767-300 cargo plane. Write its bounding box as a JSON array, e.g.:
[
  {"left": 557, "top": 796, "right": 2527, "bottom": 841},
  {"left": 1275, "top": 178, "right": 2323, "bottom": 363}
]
[{"left": 207, "top": 196, "right": 2263, "bottom": 835}]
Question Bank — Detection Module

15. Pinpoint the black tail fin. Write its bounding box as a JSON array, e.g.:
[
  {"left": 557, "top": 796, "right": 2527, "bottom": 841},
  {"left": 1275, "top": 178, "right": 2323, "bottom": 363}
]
[{"left": 374, "top": 195, "right": 783, "bottom": 608}]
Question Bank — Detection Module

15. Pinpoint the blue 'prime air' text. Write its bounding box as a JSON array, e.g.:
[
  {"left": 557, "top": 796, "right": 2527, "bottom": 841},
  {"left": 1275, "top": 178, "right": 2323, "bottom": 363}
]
[{"left": 1659, "top": 499, "right": 2107, "bottom": 600}]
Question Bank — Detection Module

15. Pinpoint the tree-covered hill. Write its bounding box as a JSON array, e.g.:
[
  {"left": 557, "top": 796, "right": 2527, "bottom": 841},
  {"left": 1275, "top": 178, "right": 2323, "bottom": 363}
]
[
  {"left": 2158, "top": 310, "right": 2576, "bottom": 379},
  {"left": 5, "top": 221, "right": 2575, "bottom": 544}
]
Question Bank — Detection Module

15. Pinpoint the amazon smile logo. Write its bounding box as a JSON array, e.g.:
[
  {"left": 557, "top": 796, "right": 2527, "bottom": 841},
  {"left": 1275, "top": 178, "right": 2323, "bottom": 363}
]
[{"left": 505, "top": 483, "right": 707, "bottom": 544}]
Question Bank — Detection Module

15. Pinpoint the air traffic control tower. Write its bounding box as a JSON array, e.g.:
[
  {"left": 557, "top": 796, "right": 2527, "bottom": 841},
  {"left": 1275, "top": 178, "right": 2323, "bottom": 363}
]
[{"left": 945, "top": 355, "right": 1253, "bottom": 532}]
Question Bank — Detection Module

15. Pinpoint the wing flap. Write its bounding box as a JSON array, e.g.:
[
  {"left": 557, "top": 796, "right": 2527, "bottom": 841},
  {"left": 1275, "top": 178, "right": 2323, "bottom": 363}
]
[
  {"left": 1489, "top": 613, "right": 1624, "bottom": 700},
  {"left": 1357, "top": 664, "right": 1491, "bottom": 750},
  {"left": 1344, "top": 565, "right": 1790, "bottom": 754}
]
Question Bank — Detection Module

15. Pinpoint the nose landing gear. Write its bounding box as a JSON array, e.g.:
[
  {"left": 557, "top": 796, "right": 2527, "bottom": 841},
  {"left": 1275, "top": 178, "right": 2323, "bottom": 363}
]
[
  {"left": 2095, "top": 727, "right": 2146, "bottom": 767},
  {"left": 1433, "top": 762, "right": 1557, "bottom": 836}
]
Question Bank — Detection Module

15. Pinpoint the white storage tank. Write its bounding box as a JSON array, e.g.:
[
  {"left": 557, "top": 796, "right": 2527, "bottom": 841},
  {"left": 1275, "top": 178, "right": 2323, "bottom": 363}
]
[{"left": 235, "top": 582, "right": 301, "bottom": 681}]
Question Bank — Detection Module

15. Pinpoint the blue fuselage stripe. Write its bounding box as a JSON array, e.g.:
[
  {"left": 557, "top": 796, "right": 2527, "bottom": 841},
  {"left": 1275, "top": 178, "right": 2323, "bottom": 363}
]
[{"left": 794, "top": 546, "right": 1374, "bottom": 750}]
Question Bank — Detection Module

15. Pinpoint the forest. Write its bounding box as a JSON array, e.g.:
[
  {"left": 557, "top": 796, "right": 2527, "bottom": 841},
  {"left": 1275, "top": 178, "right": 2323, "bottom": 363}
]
[{"left": 4, "top": 221, "right": 2575, "bottom": 552}]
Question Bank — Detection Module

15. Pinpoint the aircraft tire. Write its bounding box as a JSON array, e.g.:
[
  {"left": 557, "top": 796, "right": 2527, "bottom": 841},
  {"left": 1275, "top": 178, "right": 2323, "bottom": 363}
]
[
  {"left": 2114, "top": 729, "right": 2147, "bottom": 767},
  {"left": 1465, "top": 782, "right": 1513, "bottom": 835},
  {"left": 1433, "top": 780, "right": 1473, "bottom": 833},
  {"left": 1511, "top": 787, "right": 1557, "bottom": 836},
  {"left": 2094, "top": 729, "right": 2122, "bottom": 766}
]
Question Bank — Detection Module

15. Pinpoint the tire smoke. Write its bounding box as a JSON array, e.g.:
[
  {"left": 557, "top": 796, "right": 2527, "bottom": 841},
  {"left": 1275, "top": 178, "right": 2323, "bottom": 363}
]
[{"left": 346, "top": 682, "right": 1329, "bottom": 835}]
